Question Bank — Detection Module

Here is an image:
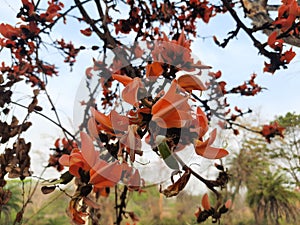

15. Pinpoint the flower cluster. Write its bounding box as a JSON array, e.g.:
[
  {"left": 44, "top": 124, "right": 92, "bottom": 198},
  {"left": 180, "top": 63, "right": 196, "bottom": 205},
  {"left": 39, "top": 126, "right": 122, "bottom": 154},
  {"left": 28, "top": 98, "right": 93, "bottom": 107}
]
[
  {"left": 195, "top": 193, "right": 232, "bottom": 223},
  {"left": 263, "top": 0, "right": 299, "bottom": 73},
  {"left": 58, "top": 132, "right": 141, "bottom": 223},
  {"left": 54, "top": 31, "right": 231, "bottom": 224},
  {"left": 261, "top": 121, "right": 285, "bottom": 143}
]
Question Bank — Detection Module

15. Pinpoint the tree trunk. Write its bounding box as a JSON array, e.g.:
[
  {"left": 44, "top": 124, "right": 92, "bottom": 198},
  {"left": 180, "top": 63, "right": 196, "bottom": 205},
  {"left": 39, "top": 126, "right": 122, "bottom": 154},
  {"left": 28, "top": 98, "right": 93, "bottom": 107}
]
[
  {"left": 242, "top": 0, "right": 300, "bottom": 48},
  {"left": 254, "top": 209, "right": 265, "bottom": 225}
]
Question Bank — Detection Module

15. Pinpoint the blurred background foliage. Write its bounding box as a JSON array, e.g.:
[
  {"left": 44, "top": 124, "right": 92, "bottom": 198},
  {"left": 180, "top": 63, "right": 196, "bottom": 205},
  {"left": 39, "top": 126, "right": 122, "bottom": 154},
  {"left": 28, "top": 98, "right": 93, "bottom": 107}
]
[{"left": 1, "top": 112, "right": 300, "bottom": 225}]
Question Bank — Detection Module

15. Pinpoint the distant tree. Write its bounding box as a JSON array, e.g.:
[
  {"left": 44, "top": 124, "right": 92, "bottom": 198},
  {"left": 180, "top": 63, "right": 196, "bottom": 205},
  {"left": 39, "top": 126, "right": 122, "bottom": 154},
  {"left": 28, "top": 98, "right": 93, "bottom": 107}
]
[
  {"left": 228, "top": 122, "right": 300, "bottom": 225},
  {"left": 271, "top": 112, "right": 300, "bottom": 186},
  {"left": 246, "top": 170, "right": 300, "bottom": 225},
  {"left": 228, "top": 136, "right": 270, "bottom": 201}
]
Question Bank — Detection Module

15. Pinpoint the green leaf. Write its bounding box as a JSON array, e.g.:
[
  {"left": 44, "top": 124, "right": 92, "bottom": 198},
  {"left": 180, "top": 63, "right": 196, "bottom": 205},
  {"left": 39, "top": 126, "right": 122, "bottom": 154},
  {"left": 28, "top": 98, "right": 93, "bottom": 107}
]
[{"left": 155, "top": 136, "right": 179, "bottom": 170}]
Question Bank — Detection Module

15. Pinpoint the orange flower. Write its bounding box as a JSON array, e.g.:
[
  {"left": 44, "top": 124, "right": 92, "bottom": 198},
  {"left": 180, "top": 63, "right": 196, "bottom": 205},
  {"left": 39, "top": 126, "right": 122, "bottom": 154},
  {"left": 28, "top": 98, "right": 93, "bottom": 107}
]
[
  {"left": 119, "top": 125, "right": 143, "bottom": 162},
  {"left": 274, "top": 0, "right": 299, "bottom": 32},
  {"left": 21, "top": 0, "right": 35, "bottom": 16},
  {"left": 80, "top": 28, "right": 92, "bottom": 36},
  {"left": 194, "top": 129, "right": 228, "bottom": 159},
  {"left": 60, "top": 132, "right": 123, "bottom": 188},
  {"left": 146, "top": 62, "right": 164, "bottom": 80},
  {"left": 177, "top": 74, "right": 207, "bottom": 92},
  {"left": 89, "top": 161, "right": 123, "bottom": 188},
  {"left": 152, "top": 80, "right": 192, "bottom": 128},
  {"left": 112, "top": 74, "right": 145, "bottom": 106},
  {"left": 80, "top": 132, "right": 122, "bottom": 188},
  {"left": 68, "top": 199, "right": 88, "bottom": 224},
  {"left": 261, "top": 121, "right": 284, "bottom": 143},
  {"left": 59, "top": 149, "right": 90, "bottom": 178},
  {"left": 91, "top": 107, "right": 129, "bottom": 135},
  {"left": 189, "top": 107, "right": 209, "bottom": 138},
  {"left": 161, "top": 30, "right": 190, "bottom": 49},
  {"left": 126, "top": 169, "right": 141, "bottom": 191},
  {"left": 59, "top": 132, "right": 98, "bottom": 177},
  {"left": 273, "top": 15, "right": 295, "bottom": 32},
  {"left": 280, "top": 48, "right": 296, "bottom": 63},
  {"left": 267, "top": 31, "right": 283, "bottom": 51},
  {"left": 0, "top": 23, "right": 20, "bottom": 39},
  {"left": 218, "top": 81, "right": 227, "bottom": 94},
  {"left": 40, "top": 1, "right": 64, "bottom": 22},
  {"left": 127, "top": 107, "right": 151, "bottom": 125}
]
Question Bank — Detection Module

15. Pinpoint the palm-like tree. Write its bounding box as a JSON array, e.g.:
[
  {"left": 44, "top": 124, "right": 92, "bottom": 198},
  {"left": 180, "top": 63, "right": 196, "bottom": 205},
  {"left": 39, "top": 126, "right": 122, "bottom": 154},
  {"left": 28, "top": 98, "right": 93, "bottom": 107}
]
[
  {"left": 246, "top": 170, "right": 300, "bottom": 225},
  {"left": 228, "top": 135, "right": 300, "bottom": 225},
  {"left": 228, "top": 137, "right": 270, "bottom": 200}
]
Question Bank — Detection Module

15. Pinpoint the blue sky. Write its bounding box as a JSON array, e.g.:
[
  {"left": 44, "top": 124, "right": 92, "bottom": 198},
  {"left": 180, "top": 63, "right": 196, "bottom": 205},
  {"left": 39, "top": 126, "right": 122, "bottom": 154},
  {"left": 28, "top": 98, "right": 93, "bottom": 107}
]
[
  {"left": 194, "top": 12, "right": 300, "bottom": 119},
  {"left": 2, "top": 0, "right": 299, "bottom": 121}
]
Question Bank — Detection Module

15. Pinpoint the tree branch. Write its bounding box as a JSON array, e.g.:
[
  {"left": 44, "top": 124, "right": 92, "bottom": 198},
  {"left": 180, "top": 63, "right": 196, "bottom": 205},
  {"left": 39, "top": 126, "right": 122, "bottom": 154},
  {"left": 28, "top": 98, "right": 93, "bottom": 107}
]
[{"left": 11, "top": 101, "right": 76, "bottom": 139}]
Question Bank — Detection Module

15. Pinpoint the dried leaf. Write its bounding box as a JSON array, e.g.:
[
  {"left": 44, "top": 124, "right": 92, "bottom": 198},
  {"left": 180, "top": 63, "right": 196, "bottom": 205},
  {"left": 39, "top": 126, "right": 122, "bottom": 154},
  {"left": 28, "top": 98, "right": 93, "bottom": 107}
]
[
  {"left": 28, "top": 97, "right": 38, "bottom": 113},
  {"left": 33, "top": 89, "right": 39, "bottom": 96},
  {"left": 11, "top": 116, "right": 19, "bottom": 127},
  {"left": 41, "top": 186, "right": 56, "bottom": 194},
  {"left": 60, "top": 171, "right": 74, "bottom": 184},
  {"left": 2, "top": 108, "right": 10, "bottom": 115},
  {"left": 34, "top": 105, "right": 43, "bottom": 111},
  {"left": 161, "top": 169, "right": 191, "bottom": 197},
  {"left": 42, "top": 171, "right": 74, "bottom": 185}
]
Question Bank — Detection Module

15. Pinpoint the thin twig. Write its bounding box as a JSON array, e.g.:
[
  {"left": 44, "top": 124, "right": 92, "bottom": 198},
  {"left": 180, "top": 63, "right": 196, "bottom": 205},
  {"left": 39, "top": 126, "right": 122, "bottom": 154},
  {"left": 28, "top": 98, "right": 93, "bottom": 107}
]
[
  {"left": 11, "top": 101, "right": 76, "bottom": 139},
  {"left": 44, "top": 89, "right": 75, "bottom": 143}
]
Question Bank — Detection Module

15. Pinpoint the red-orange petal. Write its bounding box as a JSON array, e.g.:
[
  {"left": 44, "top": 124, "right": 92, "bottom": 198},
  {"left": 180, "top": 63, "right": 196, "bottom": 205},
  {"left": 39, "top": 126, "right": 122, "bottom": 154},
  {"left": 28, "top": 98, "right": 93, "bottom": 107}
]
[
  {"left": 80, "top": 132, "right": 98, "bottom": 167},
  {"left": 146, "top": 62, "right": 163, "bottom": 79},
  {"left": 127, "top": 169, "right": 141, "bottom": 189},
  {"left": 121, "top": 77, "right": 144, "bottom": 106},
  {"left": 195, "top": 145, "right": 229, "bottom": 159},
  {"left": 225, "top": 199, "right": 232, "bottom": 209},
  {"left": 194, "top": 129, "right": 229, "bottom": 159},
  {"left": 90, "top": 161, "right": 122, "bottom": 188},
  {"left": 202, "top": 193, "right": 211, "bottom": 210},
  {"left": 196, "top": 107, "right": 209, "bottom": 137},
  {"left": 267, "top": 31, "right": 277, "bottom": 48},
  {"left": 110, "top": 110, "right": 129, "bottom": 132},
  {"left": 87, "top": 117, "right": 99, "bottom": 140},
  {"left": 177, "top": 74, "right": 207, "bottom": 92},
  {"left": 152, "top": 80, "right": 192, "bottom": 128},
  {"left": 80, "top": 27, "right": 92, "bottom": 36},
  {"left": 58, "top": 154, "right": 70, "bottom": 166},
  {"left": 91, "top": 107, "right": 113, "bottom": 130},
  {"left": 112, "top": 74, "right": 133, "bottom": 86}
]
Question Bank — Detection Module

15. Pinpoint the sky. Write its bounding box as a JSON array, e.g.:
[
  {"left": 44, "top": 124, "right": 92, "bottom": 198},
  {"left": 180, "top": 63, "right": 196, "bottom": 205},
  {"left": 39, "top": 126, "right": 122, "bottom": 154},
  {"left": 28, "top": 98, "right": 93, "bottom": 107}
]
[{"left": 0, "top": 0, "right": 300, "bottom": 191}]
